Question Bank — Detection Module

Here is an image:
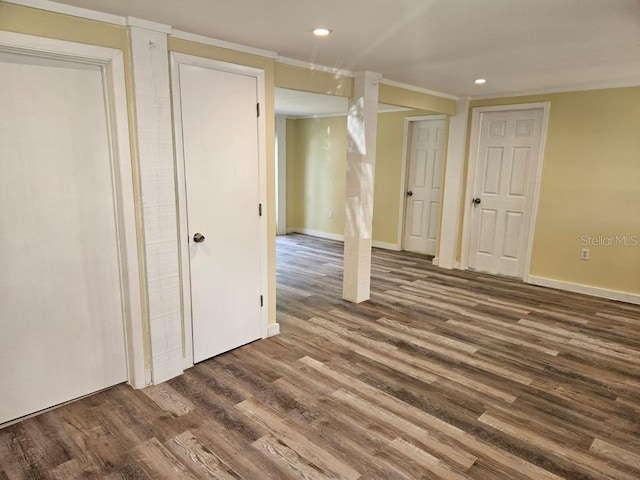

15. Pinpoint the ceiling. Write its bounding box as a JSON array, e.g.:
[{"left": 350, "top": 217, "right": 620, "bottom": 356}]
[{"left": 46, "top": 0, "right": 640, "bottom": 97}]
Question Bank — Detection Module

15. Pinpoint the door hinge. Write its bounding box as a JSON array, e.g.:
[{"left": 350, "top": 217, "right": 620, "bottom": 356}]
[
  {"left": 257, "top": 103, "right": 260, "bottom": 117},
  {"left": 260, "top": 295, "right": 264, "bottom": 307},
  {"left": 258, "top": 203, "right": 263, "bottom": 216}
]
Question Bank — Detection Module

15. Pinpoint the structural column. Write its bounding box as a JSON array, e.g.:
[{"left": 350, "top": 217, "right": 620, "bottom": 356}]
[
  {"left": 128, "top": 18, "right": 184, "bottom": 384},
  {"left": 343, "top": 72, "right": 381, "bottom": 303}
]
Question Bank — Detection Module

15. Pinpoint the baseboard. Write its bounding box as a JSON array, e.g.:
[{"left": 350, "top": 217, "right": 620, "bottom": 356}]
[
  {"left": 432, "top": 257, "right": 439, "bottom": 266},
  {"left": 289, "top": 229, "right": 400, "bottom": 251},
  {"left": 267, "top": 323, "right": 281, "bottom": 337},
  {"left": 372, "top": 240, "right": 401, "bottom": 251},
  {"left": 290, "top": 228, "right": 344, "bottom": 242},
  {"left": 527, "top": 275, "right": 640, "bottom": 305}
]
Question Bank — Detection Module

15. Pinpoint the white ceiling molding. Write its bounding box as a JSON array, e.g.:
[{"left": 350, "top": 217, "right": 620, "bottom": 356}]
[
  {"left": 3, "top": 0, "right": 125, "bottom": 25},
  {"left": 171, "top": 30, "right": 278, "bottom": 59},
  {"left": 380, "top": 78, "right": 459, "bottom": 101},
  {"left": 126, "top": 17, "right": 172, "bottom": 34},
  {"left": 470, "top": 80, "right": 640, "bottom": 101},
  {"left": 277, "top": 55, "right": 354, "bottom": 78}
]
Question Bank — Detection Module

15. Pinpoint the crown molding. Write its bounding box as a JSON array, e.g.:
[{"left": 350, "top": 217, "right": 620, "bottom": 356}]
[
  {"left": 276, "top": 56, "right": 354, "bottom": 78},
  {"left": 470, "top": 80, "right": 640, "bottom": 100},
  {"left": 380, "top": 78, "right": 459, "bottom": 101},
  {"left": 171, "top": 29, "right": 277, "bottom": 59},
  {"left": 3, "top": 0, "right": 125, "bottom": 25}
]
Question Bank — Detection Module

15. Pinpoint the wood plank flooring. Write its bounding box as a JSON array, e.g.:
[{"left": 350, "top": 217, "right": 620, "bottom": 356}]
[{"left": 2, "top": 233, "right": 640, "bottom": 479}]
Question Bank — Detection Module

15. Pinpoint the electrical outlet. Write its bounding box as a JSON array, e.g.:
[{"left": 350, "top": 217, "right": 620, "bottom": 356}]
[
  {"left": 329, "top": 210, "right": 334, "bottom": 218},
  {"left": 580, "top": 248, "right": 589, "bottom": 260}
]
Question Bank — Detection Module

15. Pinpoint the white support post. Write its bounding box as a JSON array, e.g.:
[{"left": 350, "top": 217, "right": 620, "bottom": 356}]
[
  {"left": 343, "top": 72, "right": 381, "bottom": 303},
  {"left": 127, "top": 19, "right": 184, "bottom": 384},
  {"left": 438, "top": 98, "right": 471, "bottom": 269}
]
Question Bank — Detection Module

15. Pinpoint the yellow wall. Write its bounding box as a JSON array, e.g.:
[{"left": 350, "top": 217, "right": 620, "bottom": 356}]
[
  {"left": 469, "top": 87, "right": 640, "bottom": 295},
  {"left": 289, "top": 116, "right": 348, "bottom": 236},
  {"left": 275, "top": 63, "right": 353, "bottom": 97},
  {"left": 287, "top": 110, "right": 440, "bottom": 245},
  {"left": 379, "top": 83, "right": 457, "bottom": 115}
]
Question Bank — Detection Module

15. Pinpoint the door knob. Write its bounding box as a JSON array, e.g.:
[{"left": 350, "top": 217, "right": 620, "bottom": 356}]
[
  {"left": 193, "top": 232, "right": 205, "bottom": 243},
  {"left": 472, "top": 197, "right": 481, "bottom": 205},
  {"left": 407, "top": 191, "right": 413, "bottom": 197}
]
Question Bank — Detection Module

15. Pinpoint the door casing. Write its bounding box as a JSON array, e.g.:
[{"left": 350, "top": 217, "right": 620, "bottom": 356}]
[
  {"left": 460, "top": 102, "right": 551, "bottom": 281},
  {"left": 170, "top": 52, "right": 269, "bottom": 369}
]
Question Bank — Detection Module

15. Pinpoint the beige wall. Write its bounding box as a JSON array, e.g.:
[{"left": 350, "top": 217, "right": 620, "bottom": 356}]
[
  {"left": 468, "top": 87, "right": 640, "bottom": 295},
  {"left": 379, "top": 83, "right": 457, "bottom": 115},
  {"left": 287, "top": 110, "right": 439, "bottom": 245},
  {"left": 289, "top": 116, "right": 348, "bottom": 236}
]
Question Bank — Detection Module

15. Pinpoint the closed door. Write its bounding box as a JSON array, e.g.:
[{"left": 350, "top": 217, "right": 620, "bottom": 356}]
[
  {"left": 0, "top": 52, "right": 127, "bottom": 423},
  {"left": 403, "top": 118, "right": 446, "bottom": 255},
  {"left": 468, "top": 108, "right": 545, "bottom": 278},
  {"left": 177, "top": 63, "right": 263, "bottom": 364}
]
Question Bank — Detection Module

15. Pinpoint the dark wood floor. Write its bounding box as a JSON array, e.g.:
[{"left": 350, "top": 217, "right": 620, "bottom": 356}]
[{"left": 2, "top": 233, "right": 640, "bottom": 479}]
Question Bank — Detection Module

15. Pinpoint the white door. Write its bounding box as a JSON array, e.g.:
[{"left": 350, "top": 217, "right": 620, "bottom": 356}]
[
  {"left": 468, "top": 108, "right": 545, "bottom": 278},
  {"left": 0, "top": 52, "right": 127, "bottom": 424},
  {"left": 403, "top": 118, "right": 446, "bottom": 255},
  {"left": 177, "top": 63, "right": 263, "bottom": 364}
]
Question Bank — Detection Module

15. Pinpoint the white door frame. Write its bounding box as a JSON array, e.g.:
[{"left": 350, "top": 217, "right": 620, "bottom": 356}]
[
  {"left": 170, "top": 52, "right": 269, "bottom": 369},
  {"left": 397, "top": 114, "right": 447, "bottom": 253},
  {"left": 460, "top": 102, "right": 551, "bottom": 282},
  {"left": 0, "top": 31, "right": 146, "bottom": 388}
]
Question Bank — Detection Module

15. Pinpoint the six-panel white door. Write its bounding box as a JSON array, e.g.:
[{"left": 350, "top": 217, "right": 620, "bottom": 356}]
[
  {"left": 0, "top": 52, "right": 128, "bottom": 424},
  {"left": 403, "top": 118, "right": 446, "bottom": 255},
  {"left": 468, "top": 108, "right": 544, "bottom": 277},
  {"left": 177, "top": 63, "right": 263, "bottom": 364}
]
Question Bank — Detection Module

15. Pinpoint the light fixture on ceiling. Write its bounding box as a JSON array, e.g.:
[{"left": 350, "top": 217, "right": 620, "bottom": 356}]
[
  {"left": 474, "top": 78, "right": 487, "bottom": 85},
  {"left": 312, "top": 28, "right": 332, "bottom": 37}
]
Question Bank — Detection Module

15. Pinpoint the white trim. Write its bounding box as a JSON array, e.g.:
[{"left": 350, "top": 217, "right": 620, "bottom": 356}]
[
  {"left": 521, "top": 104, "right": 551, "bottom": 282},
  {"left": 126, "top": 17, "right": 172, "bottom": 34},
  {"left": 380, "top": 78, "right": 459, "bottom": 101},
  {"left": 2, "top": 0, "right": 126, "bottom": 25},
  {"left": 170, "top": 52, "right": 271, "bottom": 353},
  {"left": 460, "top": 102, "right": 551, "bottom": 281},
  {"left": 471, "top": 81, "right": 640, "bottom": 100},
  {"left": 276, "top": 55, "right": 354, "bottom": 78},
  {"left": 528, "top": 276, "right": 640, "bottom": 306},
  {"left": 267, "top": 323, "right": 281, "bottom": 337},
  {"left": 171, "top": 30, "right": 278, "bottom": 59},
  {"left": 0, "top": 31, "right": 146, "bottom": 389},
  {"left": 432, "top": 257, "right": 440, "bottom": 266},
  {"left": 372, "top": 241, "right": 401, "bottom": 251},
  {"left": 397, "top": 115, "right": 447, "bottom": 253},
  {"left": 438, "top": 98, "right": 471, "bottom": 269}
]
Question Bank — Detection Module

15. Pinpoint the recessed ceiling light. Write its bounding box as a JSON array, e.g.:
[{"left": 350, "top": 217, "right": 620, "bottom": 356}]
[
  {"left": 474, "top": 78, "right": 487, "bottom": 85},
  {"left": 313, "top": 28, "right": 332, "bottom": 37}
]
